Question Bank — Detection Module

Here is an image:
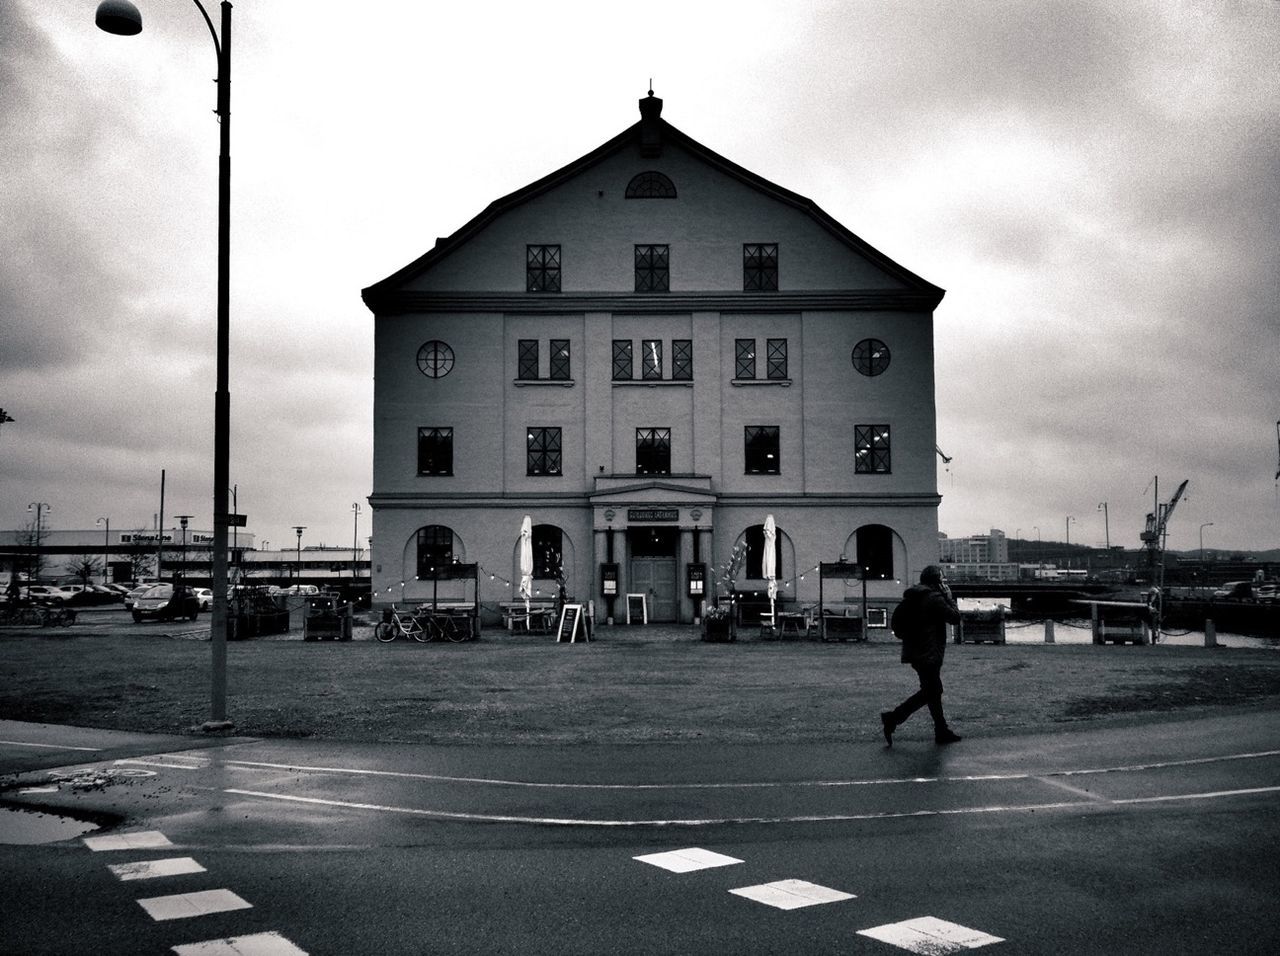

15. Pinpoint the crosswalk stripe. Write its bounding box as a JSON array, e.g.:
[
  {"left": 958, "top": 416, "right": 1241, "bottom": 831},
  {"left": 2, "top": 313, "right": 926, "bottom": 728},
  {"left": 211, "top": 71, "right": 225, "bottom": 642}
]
[
  {"left": 84, "top": 830, "right": 173, "bottom": 852},
  {"left": 108, "top": 857, "right": 206, "bottom": 881},
  {"left": 633, "top": 848, "right": 744, "bottom": 872},
  {"left": 729, "top": 879, "right": 855, "bottom": 910},
  {"left": 171, "top": 931, "right": 309, "bottom": 955},
  {"left": 857, "top": 916, "right": 1004, "bottom": 952},
  {"left": 137, "top": 888, "right": 252, "bottom": 922}
]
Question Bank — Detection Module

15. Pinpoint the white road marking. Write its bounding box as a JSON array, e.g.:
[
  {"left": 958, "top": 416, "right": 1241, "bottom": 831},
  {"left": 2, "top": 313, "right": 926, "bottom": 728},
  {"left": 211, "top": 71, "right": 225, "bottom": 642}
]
[
  {"left": 633, "top": 848, "right": 743, "bottom": 872},
  {"left": 172, "top": 931, "right": 308, "bottom": 955},
  {"left": 117, "top": 757, "right": 209, "bottom": 771},
  {"left": 226, "top": 787, "right": 1090, "bottom": 826},
  {"left": 108, "top": 857, "right": 206, "bottom": 881},
  {"left": 137, "top": 888, "right": 252, "bottom": 922},
  {"left": 729, "top": 879, "right": 855, "bottom": 910},
  {"left": 18, "top": 786, "right": 58, "bottom": 794},
  {"left": 857, "top": 916, "right": 1004, "bottom": 952},
  {"left": 1113, "top": 785, "right": 1280, "bottom": 804},
  {"left": 219, "top": 748, "right": 1280, "bottom": 791},
  {"left": 0, "top": 739, "right": 100, "bottom": 752},
  {"left": 84, "top": 830, "right": 174, "bottom": 851}
]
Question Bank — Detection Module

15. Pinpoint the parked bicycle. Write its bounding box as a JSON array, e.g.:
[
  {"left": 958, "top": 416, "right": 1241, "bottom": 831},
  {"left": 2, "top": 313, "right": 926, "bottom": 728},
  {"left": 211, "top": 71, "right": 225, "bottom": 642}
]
[
  {"left": 423, "top": 609, "right": 472, "bottom": 643},
  {"left": 0, "top": 604, "right": 76, "bottom": 627},
  {"left": 375, "top": 605, "right": 428, "bottom": 643}
]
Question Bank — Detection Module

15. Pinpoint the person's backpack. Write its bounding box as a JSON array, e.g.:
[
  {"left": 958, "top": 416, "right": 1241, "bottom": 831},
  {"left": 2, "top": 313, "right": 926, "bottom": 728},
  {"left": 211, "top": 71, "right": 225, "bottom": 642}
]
[{"left": 890, "top": 594, "right": 917, "bottom": 640}]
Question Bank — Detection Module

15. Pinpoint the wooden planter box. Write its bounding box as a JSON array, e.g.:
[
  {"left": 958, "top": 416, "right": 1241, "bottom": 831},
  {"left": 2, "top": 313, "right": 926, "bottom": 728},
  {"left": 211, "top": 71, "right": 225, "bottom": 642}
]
[{"left": 701, "top": 616, "right": 735, "bottom": 642}]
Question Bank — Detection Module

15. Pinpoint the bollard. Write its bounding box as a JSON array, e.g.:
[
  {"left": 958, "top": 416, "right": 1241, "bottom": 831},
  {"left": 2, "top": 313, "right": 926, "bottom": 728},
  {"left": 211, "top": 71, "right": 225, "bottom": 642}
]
[
  {"left": 1204, "top": 618, "right": 1216, "bottom": 648},
  {"left": 1045, "top": 620, "right": 1055, "bottom": 644}
]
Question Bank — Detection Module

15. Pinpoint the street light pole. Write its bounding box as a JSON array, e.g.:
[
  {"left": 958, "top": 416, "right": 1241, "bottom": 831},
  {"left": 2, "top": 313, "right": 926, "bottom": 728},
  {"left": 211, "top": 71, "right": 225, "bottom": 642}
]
[
  {"left": 96, "top": 517, "right": 110, "bottom": 585},
  {"left": 1199, "top": 522, "right": 1213, "bottom": 561},
  {"left": 351, "top": 503, "right": 361, "bottom": 582},
  {"left": 176, "top": 516, "right": 192, "bottom": 582},
  {"left": 1097, "top": 502, "right": 1109, "bottom": 551},
  {"left": 293, "top": 526, "right": 306, "bottom": 585},
  {"left": 1066, "top": 516, "right": 1075, "bottom": 568},
  {"left": 97, "top": 0, "right": 234, "bottom": 729},
  {"left": 27, "top": 503, "right": 50, "bottom": 583}
]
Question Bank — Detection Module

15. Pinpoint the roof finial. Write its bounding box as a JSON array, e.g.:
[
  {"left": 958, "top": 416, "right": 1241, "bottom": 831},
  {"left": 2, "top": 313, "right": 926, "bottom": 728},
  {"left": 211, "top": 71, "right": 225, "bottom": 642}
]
[{"left": 648, "top": 77, "right": 654, "bottom": 97}]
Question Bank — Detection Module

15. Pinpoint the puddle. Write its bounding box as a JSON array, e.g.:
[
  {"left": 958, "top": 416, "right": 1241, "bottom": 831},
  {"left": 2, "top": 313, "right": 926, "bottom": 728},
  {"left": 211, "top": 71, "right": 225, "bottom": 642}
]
[{"left": 0, "top": 803, "right": 101, "bottom": 845}]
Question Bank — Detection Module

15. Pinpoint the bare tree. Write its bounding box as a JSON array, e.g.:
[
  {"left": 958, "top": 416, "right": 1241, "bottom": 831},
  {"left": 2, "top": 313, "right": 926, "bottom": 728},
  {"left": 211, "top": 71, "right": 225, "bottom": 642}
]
[
  {"left": 17, "top": 518, "right": 45, "bottom": 582},
  {"left": 68, "top": 555, "right": 103, "bottom": 587}
]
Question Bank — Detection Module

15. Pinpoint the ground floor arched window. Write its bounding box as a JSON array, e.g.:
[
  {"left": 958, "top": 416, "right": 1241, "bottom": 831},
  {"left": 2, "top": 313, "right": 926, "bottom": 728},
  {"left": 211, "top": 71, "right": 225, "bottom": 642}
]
[
  {"left": 855, "top": 524, "right": 894, "bottom": 579},
  {"left": 416, "top": 525, "right": 455, "bottom": 579},
  {"left": 743, "top": 523, "right": 783, "bottom": 580}
]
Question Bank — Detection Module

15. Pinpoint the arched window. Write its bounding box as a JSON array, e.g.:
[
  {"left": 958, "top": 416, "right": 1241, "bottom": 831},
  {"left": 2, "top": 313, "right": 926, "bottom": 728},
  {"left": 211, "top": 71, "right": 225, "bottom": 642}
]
[
  {"left": 744, "top": 524, "right": 783, "bottom": 580},
  {"left": 855, "top": 525, "right": 894, "bottom": 580},
  {"left": 625, "top": 171, "right": 677, "bottom": 199},
  {"left": 416, "top": 525, "right": 455, "bottom": 579},
  {"left": 532, "top": 524, "right": 563, "bottom": 578}
]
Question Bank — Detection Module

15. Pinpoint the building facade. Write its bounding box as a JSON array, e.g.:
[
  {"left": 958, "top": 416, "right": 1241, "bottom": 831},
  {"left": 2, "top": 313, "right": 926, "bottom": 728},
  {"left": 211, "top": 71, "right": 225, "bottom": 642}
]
[
  {"left": 939, "top": 529, "right": 1008, "bottom": 564},
  {"left": 362, "top": 94, "right": 947, "bottom": 622}
]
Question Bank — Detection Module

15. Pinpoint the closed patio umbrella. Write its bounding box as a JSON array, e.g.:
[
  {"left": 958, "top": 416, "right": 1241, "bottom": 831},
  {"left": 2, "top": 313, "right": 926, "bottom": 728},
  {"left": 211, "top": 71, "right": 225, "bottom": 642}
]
[
  {"left": 518, "top": 514, "right": 533, "bottom": 617},
  {"left": 763, "top": 514, "right": 777, "bottom": 618}
]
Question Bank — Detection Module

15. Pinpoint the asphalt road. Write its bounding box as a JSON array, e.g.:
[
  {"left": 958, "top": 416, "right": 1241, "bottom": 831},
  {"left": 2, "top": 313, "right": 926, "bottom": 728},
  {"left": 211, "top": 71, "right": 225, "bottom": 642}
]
[{"left": 2, "top": 710, "right": 1278, "bottom": 955}]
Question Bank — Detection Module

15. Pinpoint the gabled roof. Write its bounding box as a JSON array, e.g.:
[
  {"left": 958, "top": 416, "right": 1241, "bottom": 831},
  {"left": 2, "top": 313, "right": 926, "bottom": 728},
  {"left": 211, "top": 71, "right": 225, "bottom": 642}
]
[{"left": 362, "top": 106, "right": 944, "bottom": 306}]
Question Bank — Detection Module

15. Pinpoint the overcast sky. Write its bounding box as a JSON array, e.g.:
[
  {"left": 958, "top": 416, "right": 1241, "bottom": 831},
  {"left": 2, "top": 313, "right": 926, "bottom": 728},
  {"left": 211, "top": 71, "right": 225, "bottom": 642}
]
[{"left": 3, "top": 0, "right": 1277, "bottom": 556}]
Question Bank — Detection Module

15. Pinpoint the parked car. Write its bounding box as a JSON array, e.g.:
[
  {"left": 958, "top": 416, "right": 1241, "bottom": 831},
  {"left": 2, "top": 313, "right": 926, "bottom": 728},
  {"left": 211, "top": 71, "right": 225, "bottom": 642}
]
[
  {"left": 1213, "top": 581, "right": 1254, "bottom": 601},
  {"left": 131, "top": 584, "right": 201, "bottom": 623},
  {"left": 60, "top": 584, "right": 118, "bottom": 606},
  {"left": 22, "top": 585, "right": 68, "bottom": 605},
  {"left": 192, "top": 587, "right": 213, "bottom": 610},
  {"left": 1256, "top": 583, "right": 1277, "bottom": 604}
]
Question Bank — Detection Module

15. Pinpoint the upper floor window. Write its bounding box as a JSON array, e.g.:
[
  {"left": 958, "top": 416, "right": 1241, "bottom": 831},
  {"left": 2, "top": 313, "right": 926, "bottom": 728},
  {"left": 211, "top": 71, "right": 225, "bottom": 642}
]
[
  {"left": 517, "top": 340, "right": 539, "bottom": 380},
  {"left": 636, "top": 427, "right": 671, "bottom": 475},
  {"left": 635, "top": 244, "right": 669, "bottom": 292},
  {"left": 526, "top": 244, "right": 561, "bottom": 292},
  {"left": 744, "top": 243, "right": 778, "bottom": 291},
  {"left": 745, "top": 425, "right": 780, "bottom": 475},
  {"left": 625, "top": 171, "right": 677, "bottom": 198},
  {"left": 642, "top": 340, "right": 663, "bottom": 380},
  {"left": 417, "top": 427, "right": 453, "bottom": 476},
  {"left": 527, "top": 427, "right": 562, "bottom": 476},
  {"left": 612, "top": 340, "right": 633, "bottom": 380},
  {"left": 854, "top": 424, "right": 891, "bottom": 474},
  {"left": 417, "top": 340, "right": 454, "bottom": 378},
  {"left": 735, "top": 339, "right": 756, "bottom": 379},
  {"left": 549, "top": 339, "right": 571, "bottom": 380},
  {"left": 766, "top": 338, "right": 788, "bottom": 380},
  {"left": 672, "top": 339, "right": 693, "bottom": 380}
]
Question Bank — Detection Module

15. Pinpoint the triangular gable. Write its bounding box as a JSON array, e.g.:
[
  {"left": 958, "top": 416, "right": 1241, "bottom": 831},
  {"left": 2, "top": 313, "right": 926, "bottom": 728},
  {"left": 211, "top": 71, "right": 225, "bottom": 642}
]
[{"left": 362, "top": 112, "right": 943, "bottom": 306}]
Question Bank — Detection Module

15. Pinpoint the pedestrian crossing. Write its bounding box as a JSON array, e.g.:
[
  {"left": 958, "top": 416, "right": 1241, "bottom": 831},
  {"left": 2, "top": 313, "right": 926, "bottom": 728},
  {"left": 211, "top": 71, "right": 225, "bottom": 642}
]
[
  {"left": 82, "top": 828, "right": 309, "bottom": 955},
  {"left": 636, "top": 845, "right": 1004, "bottom": 952}
]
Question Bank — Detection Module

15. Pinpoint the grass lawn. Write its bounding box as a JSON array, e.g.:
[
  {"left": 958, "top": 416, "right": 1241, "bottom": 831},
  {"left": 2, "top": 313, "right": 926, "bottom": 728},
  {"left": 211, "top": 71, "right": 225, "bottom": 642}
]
[{"left": 3, "top": 627, "right": 1279, "bottom": 745}]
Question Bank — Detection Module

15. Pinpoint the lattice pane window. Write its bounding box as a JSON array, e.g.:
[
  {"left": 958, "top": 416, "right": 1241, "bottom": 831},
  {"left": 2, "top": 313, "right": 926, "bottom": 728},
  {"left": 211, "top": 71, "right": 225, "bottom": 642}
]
[
  {"left": 672, "top": 339, "right": 693, "bottom": 380},
  {"left": 743, "top": 243, "right": 779, "bottom": 291},
  {"left": 549, "top": 339, "right": 570, "bottom": 380},
  {"left": 745, "top": 425, "right": 780, "bottom": 475},
  {"left": 636, "top": 427, "right": 672, "bottom": 475},
  {"left": 526, "top": 244, "right": 561, "bottom": 292},
  {"left": 642, "top": 340, "right": 663, "bottom": 380},
  {"left": 736, "top": 339, "right": 756, "bottom": 379},
  {"left": 517, "top": 340, "right": 539, "bottom": 380},
  {"left": 416, "top": 525, "right": 454, "bottom": 578},
  {"left": 612, "top": 340, "right": 633, "bottom": 380},
  {"left": 625, "top": 171, "right": 677, "bottom": 198},
  {"left": 855, "top": 424, "right": 891, "bottom": 474},
  {"left": 852, "top": 338, "right": 891, "bottom": 376},
  {"left": 766, "top": 338, "right": 788, "bottom": 380},
  {"left": 635, "top": 244, "right": 670, "bottom": 292},
  {"left": 527, "top": 427, "right": 563, "bottom": 476},
  {"left": 416, "top": 340, "right": 454, "bottom": 378},
  {"left": 416, "top": 427, "right": 453, "bottom": 476}
]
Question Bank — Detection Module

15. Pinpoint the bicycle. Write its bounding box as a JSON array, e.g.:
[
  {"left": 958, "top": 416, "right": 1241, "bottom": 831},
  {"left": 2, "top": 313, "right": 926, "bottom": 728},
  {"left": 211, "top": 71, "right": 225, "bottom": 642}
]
[
  {"left": 375, "top": 605, "right": 428, "bottom": 643},
  {"left": 0, "top": 604, "right": 75, "bottom": 627},
  {"left": 423, "top": 610, "right": 473, "bottom": 643}
]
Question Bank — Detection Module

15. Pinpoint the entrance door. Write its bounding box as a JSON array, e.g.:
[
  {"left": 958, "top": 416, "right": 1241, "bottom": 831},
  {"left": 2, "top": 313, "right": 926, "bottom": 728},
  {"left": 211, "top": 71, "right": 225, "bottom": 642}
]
[
  {"left": 630, "top": 557, "right": 677, "bottom": 622},
  {"left": 629, "top": 526, "right": 678, "bottom": 622}
]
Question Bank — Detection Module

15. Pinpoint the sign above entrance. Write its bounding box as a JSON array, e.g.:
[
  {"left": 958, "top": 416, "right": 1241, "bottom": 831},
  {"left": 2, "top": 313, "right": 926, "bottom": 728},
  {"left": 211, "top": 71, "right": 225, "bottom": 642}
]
[{"left": 628, "top": 508, "right": 678, "bottom": 522}]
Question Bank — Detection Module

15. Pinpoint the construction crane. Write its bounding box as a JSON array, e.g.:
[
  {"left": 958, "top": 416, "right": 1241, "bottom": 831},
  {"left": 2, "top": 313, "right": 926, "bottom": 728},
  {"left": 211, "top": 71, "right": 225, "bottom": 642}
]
[
  {"left": 1140, "top": 477, "right": 1188, "bottom": 563},
  {"left": 935, "top": 445, "right": 952, "bottom": 464}
]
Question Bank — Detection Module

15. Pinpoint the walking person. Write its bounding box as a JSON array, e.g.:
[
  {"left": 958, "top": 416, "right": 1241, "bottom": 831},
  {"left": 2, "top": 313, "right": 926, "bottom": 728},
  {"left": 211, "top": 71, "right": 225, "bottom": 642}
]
[{"left": 882, "top": 565, "right": 963, "bottom": 746}]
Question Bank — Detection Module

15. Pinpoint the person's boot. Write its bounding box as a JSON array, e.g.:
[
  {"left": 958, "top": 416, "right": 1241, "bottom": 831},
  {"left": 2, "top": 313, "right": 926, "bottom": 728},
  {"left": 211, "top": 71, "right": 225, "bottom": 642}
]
[
  {"left": 935, "top": 728, "right": 962, "bottom": 745},
  {"left": 880, "top": 712, "right": 896, "bottom": 747}
]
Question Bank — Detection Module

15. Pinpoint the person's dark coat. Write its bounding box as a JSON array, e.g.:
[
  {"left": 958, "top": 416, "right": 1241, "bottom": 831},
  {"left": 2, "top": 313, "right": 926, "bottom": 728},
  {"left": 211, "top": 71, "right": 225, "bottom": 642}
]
[{"left": 898, "top": 584, "right": 961, "bottom": 666}]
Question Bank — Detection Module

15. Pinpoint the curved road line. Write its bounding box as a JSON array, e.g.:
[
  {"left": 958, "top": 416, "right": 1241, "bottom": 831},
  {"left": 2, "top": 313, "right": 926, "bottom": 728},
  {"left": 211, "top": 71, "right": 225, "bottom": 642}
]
[
  {"left": 223, "top": 785, "right": 1280, "bottom": 828},
  {"left": 209, "top": 748, "right": 1280, "bottom": 791}
]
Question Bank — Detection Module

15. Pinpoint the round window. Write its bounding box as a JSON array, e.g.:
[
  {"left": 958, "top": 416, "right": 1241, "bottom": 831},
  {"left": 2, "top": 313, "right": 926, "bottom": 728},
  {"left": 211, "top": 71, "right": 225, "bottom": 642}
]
[
  {"left": 851, "top": 338, "right": 890, "bottom": 376},
  {"left": 416, "top": 340, "right": 454, "bottom": 378}
]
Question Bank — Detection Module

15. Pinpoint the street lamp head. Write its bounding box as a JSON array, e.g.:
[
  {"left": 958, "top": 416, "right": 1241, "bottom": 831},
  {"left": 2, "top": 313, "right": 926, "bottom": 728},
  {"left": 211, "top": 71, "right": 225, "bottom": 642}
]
[{"left": 96, "top": 0, "right": 143, "bottom": 36}]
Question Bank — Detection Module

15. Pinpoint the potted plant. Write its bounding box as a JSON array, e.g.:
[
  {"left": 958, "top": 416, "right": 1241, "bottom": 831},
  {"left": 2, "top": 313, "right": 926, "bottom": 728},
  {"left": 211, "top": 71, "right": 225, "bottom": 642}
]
[{"left": 701, "top": 543, "right": 746, "bottom": 642}]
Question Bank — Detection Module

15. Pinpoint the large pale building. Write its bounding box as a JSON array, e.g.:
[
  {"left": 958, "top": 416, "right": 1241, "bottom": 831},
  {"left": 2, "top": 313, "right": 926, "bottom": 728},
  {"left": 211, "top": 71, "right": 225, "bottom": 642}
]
[{"left": 362, "top": 94, "right": 946, "bottom": 623}]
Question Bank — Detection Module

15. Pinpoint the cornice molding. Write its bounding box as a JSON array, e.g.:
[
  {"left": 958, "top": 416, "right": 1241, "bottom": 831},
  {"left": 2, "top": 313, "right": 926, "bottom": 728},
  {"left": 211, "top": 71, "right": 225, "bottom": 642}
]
[{"left": 365, "top": 290, "right": 942, "bottom": 316}]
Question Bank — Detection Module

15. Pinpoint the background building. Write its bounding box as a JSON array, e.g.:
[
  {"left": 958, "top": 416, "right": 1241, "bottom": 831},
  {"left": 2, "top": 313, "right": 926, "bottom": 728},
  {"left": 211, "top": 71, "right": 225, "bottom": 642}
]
[
  {"left": 363, "top": 94, "right": 947, "bottom": 622},
  {"left": 939, "top": 528, "right": 1008, "bottom": 564}
]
